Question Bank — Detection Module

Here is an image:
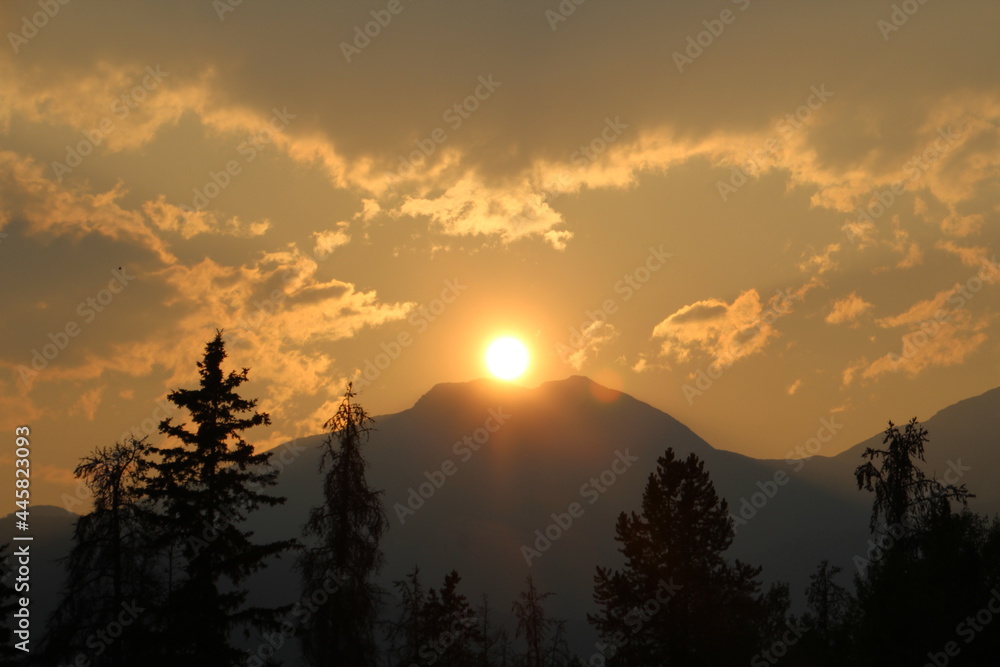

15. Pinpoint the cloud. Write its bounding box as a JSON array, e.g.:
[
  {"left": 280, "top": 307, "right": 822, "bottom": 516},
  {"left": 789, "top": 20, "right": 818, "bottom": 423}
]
[
  {"left": 561, "top": 321, "right": 617, "bottom": 371},
  {"left": 312, "top": 223, "right": 351, "bottom": 258},
  {"left": 143, "top": 196, "right": 270, "bottom": 239},
  {"left": 787, "top": 379, "right": 802, "bottom": 396},
  {"left": 653, "top": 290, "right": 779, "bottom": 367},
  {"left": 825, "top": 292, "right": 873, "bottom": 325},
  {"left": 854, "top": 311, "right": 989, "bottom": 383}
]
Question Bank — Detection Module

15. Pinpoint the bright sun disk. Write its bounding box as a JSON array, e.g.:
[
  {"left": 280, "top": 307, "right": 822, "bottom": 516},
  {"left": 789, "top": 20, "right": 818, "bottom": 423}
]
[{"left": 485, "top": 337, "right": 530, "bottom": 381}]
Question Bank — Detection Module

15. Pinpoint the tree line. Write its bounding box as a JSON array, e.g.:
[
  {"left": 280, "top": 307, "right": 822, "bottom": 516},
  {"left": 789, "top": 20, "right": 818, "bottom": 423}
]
[{"left": 2, "top": 332, "right": 999, "bottom": 665}]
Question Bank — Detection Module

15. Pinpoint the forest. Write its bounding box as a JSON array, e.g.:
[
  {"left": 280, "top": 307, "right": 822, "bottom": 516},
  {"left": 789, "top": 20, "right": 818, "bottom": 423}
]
[{"left": 4, "top": 332, "right": 999, "bottom": 666}]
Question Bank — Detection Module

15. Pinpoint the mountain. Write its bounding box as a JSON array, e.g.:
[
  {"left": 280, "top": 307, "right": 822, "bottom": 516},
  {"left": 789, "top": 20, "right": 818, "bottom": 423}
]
[
  {"left": 246, "top": 376, "right": 1000, "bottom": 659},
  {"left": 11, "top": 377, "right": 1000, "bottom": 661}
]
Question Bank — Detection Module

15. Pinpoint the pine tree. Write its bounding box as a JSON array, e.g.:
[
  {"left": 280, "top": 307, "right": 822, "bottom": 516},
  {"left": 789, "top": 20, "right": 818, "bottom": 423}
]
[
  {"left": 146, "top": 331, "right": 295, "bottom": 666},
  {"left": 298, "top": 383, "right": 387, "bottom": 666},
  {"left": 590, "top": 448, "right": 770, "bottom": 665},
  {"left": 39, "top": 436, "right": 162, "bottom": 667}
]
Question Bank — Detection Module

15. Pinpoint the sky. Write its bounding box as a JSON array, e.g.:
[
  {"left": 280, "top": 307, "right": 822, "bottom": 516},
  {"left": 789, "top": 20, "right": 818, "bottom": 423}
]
[{"left": 2, "top": 0, "right": 999, "bottom": 507}]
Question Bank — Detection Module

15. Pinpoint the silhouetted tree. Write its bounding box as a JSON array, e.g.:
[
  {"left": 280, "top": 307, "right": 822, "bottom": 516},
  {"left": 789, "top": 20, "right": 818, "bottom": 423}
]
[
  {"left": 852, "top": 418, "right": 994, "bottom": 666},
  {"left": 298, "top": 383, "right": 386, "bottom": 666},
  {"left": 804, "top": 561, "right": 850, "bottom": 647},
  {"left": 855, "top": 418, "right": 971, "bottom": 536},
  {"left": 590, "top": 448, "right": 776, "bottom": 665},
  {"left": 386, "top": 566, "right": 427, "bottom": 666},
  {"left": 784, "top": 560, "right": 852, "bottom": 666},
  {"left": 512, "top": 575, "right": 568, "bottom": 667},
  {"left": 422, "top": 570, "right": 476, "bottom": 666},
  {"left": 39, "top": 437, "right": 162, "bottom": 667},
  {"left": 473, "top": 593, "right": 504, "bottom": 667},
  {"left": 146, "top": 331, "right": 295, "bottom": 666}
]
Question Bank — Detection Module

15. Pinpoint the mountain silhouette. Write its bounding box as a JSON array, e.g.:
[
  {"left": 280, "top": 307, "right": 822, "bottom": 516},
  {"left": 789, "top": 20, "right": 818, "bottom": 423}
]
[{"left": 12, "top": 376, "right": 1000, "bottom": 660}]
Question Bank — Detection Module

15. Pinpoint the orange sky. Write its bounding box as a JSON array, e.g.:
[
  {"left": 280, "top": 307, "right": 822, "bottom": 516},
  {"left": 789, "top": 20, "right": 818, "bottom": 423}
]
[{"left": 2, "top": 0, "right": 1000, "bottom": 507}]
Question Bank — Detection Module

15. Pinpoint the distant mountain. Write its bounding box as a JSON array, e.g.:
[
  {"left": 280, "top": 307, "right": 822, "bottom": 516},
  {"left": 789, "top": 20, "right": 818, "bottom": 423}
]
[
  {"left": 248, "top": 377, "right": 1000, "bottom": 659},
  {"left": 11, "top": 377, "right": 1000, "bottom": 661}
]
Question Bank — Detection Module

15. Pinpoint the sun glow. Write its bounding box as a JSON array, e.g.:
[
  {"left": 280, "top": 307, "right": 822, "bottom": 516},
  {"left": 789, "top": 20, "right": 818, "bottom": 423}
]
[{"left": 485, "top": 337, "right": 530, "bottom": 381}]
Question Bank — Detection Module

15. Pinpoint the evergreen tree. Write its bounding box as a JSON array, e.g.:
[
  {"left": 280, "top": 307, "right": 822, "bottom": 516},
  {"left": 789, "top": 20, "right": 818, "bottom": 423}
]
[
  {"left": 146, "top": 331, "right": 295, "bottom": 666},
  {"left": 590, "top": 448, "right": 772, "bottom": 665},
  {"left": 39, "top": 437, "right": 162, "bottom": 667},
  {"left": 298, "top": 382, "right": 387, "bottom": 666}
]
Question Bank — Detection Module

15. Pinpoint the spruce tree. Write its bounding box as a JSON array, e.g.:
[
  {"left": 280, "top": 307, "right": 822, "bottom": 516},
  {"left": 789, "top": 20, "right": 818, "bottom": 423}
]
[
  {"left": 147, "top": 331, "right": 295, "bottom": 666},
  {"left": 298, "top": 383, "right": 386, "bottom": 666}
]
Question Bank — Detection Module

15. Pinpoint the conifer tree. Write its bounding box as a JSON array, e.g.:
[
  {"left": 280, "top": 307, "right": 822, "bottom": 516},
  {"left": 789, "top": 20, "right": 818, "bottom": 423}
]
[
  {"left": 147, "top": 331, "right": 294, "bottom": 666},
  {"left": 298, "top": 383, "right": 386, "bottom": 666},
  {"left": 590, "top": 448, "right": 771, "bottom": 665}
]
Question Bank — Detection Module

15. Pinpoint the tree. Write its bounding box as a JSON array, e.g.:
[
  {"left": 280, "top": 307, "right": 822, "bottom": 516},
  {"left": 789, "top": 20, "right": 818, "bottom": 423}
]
[
  {"left": 298, "top": 383, "right": 387, "bottom": 666},
  {"left": 40, "top": 437, "right": 162, "bottom": 667},
  {"left": 855, "top": 418, "right": 971, "bottom": 535},
  {"left": 512, "top": 575, "right": 567, "bottom": 667},
  {"left": 804, "top": 561, "right": 849, "bottom": 647},
  {"left": 590, "top": 448, "right": 773, "bottom": 665},
  {"left": 420, "top": 570, "right": 476, "bottom": 667},
  {"left": 852, "top": 418, "right": 988, "bottom": 666},
  {"left": 146, "top": 331, "right": 295, "bottom": 666},
  {"left": 785, "top": 561, "right": 851, "bottom": 666},
  {"left": 473, "top": 593, "right": 504, "bottom": 667}
]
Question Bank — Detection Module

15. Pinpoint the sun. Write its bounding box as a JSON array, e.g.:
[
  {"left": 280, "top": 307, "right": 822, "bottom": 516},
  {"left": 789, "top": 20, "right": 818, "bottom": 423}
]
[{"left": 485, "top": 337, "right": 530, "bottom": 381}]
